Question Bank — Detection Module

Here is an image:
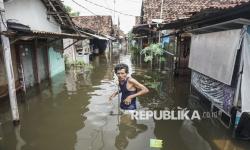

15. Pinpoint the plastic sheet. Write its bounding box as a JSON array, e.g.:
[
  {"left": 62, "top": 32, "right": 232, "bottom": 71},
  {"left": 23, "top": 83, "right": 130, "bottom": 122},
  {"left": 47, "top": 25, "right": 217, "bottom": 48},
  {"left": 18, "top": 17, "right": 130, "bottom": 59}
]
[
  {"left": 189, "top": 29, "right": 242, "bottom": 85},
  {"left": 241, "top": 30, "right": 250, "bottom": 112},
  {"left": 191, "top": 71, "right": 235, "bottom": 113}
]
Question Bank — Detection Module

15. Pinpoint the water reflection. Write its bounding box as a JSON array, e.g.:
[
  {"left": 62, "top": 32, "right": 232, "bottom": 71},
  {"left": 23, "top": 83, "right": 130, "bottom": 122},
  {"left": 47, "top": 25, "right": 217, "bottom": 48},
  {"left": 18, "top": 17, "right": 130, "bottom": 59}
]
[
  {"left": 14, "top": 125, "right": 26, "bottom": 150},
  {"left": 115, "top": 114, "right": 148, "bottom": 150},
  {"left": 74, "top": 50, "right": 154, "bottom": 150},
  {"left": 65, "top": 69, "right": 77, "bottom": 94},
  {"left": 65, "top": 66, "right": 93, "bottom": 95},
  {"left": 0, "top": 46, "right": 250, "bottom": 150}
]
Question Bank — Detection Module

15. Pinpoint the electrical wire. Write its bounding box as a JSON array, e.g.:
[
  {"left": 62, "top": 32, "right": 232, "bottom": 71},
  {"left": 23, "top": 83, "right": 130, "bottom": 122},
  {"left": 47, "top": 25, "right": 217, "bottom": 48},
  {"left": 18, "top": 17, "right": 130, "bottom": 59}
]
[
  {"left": 72, "top": 0, "right": 97, "bottom": 15},
  {"left": 107, "top": 0, "right": 142, "bottom": 4},
  {"left": 81, "top": 0, "right": 141, "bottom": 17},
  {"left": 72, "top": 0, "right": 102, "bottom": 34}
]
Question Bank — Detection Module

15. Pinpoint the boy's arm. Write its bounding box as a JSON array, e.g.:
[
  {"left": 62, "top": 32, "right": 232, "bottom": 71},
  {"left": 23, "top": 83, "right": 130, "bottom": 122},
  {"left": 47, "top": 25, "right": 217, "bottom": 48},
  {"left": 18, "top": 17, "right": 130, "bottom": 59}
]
[
  {"left": 109, "top": 91, "right": 119, "bottom": 101},
  {"left": 124, "top": 78, "right": 149, "bottom": 105},
  {"left": 128, "top": 78, "right": 149, "bottom": 99}
]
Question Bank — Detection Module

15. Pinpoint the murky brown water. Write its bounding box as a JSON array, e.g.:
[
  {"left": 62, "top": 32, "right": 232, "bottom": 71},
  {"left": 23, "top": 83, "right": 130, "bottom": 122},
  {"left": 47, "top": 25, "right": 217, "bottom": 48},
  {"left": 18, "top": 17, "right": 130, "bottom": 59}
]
[{"left": 0, "top": 47, "right": 250, "bottom": 150}]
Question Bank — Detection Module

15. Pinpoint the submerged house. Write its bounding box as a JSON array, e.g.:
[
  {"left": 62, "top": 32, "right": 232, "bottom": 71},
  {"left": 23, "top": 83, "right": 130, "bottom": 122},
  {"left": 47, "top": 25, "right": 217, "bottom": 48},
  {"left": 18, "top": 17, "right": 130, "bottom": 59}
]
[
  {"left": 132, "top": 0, "right": 250, "bottom": 132},
  {"left": 186, "top": 3, "right": 250, "bottom": 132},
  {"left": 159, "top": 1, "right": 250, "bottom": 134},
  {"left": 72, "top": 16, "right": 115, "bottom": 54},
  {"left": 63, "top": 27, "right": 111, "bottom": 65},
  {"left": 0, "top": 0, "right": 87, "bottom": 97},
  {"left": 133, "top": 0, "right": 248, "bottom": 75}
]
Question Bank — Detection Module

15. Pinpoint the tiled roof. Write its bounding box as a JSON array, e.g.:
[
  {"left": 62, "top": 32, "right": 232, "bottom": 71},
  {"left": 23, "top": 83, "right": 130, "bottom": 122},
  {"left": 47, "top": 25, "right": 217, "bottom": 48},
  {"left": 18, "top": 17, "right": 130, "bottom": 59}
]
[
  {"left": 142, "top": 0, "right": 249, "bottom": 23},
  {"left": 135, "top": 16, "right": 142, "bottom": 25},
  {"left": 72, "top": 16, "right": 113, "bottom": 36},
  {"left": 113, "top": 25, "right": 125, "bottom": 37}
]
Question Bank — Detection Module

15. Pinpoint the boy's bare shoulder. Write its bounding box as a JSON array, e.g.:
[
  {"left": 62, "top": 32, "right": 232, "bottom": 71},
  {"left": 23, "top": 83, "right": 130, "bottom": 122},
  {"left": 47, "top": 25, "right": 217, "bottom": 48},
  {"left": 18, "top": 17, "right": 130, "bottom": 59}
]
[{"left": 128, "top": 77, "right": 138, "bottom": 83}]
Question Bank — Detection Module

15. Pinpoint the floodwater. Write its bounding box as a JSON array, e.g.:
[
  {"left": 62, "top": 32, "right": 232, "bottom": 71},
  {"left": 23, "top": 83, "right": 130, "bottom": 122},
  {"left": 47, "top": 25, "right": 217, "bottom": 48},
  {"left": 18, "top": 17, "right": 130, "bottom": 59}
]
[{"left": 0, "top": 47, "right": 250, "bottom": 150}]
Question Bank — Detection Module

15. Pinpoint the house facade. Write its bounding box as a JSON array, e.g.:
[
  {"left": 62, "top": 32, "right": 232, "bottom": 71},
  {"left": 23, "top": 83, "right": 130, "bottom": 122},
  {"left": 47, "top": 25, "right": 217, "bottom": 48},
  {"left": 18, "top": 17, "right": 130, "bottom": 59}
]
[
  {"left": 0, "top": 0, "right": 86, "bottom": 97},
  {"left": 133, "top": 0, "right": 249, "bottom": 75},
  {"left": 62, "top": 15, "right": 115, "bottom": 58},
  {"left": 156, "top": 0, "right": 250, "bottom": 131}
]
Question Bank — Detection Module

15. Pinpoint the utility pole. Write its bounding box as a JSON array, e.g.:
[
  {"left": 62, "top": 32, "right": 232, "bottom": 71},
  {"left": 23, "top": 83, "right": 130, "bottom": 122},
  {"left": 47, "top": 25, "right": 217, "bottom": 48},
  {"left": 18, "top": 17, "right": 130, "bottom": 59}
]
[
  {"left": 113, "top": 0, "right": 116, "bottom": 24},
  {"left": 113, "top": 0, "right": 116, "bottom": 38},
  {"left": 0, "top": 0, "right": 20, "bottom": 124},
  {"left": 159, "top": 0, "right": 164, "bottom": 43},
  {"left": 160, "top": 0, "right": 164, "bottom": 19}
]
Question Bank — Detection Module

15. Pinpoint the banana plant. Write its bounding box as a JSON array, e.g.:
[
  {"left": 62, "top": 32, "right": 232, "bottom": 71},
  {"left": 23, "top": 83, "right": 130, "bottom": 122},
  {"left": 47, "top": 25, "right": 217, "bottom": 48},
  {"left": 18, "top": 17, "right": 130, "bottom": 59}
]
[{"left": 140, "top": 43, "right": 166, "bottom": 69}]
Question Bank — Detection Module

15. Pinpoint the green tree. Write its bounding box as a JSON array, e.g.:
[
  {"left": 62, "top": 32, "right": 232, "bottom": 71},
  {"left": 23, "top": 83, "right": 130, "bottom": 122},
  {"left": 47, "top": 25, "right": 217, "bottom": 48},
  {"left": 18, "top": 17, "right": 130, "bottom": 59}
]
[
  {"left": 64, "top": 5, "right": 80, "bottom": 17},
  {"left": 141, "top": 43, "right": 166, "bottom": 69}
]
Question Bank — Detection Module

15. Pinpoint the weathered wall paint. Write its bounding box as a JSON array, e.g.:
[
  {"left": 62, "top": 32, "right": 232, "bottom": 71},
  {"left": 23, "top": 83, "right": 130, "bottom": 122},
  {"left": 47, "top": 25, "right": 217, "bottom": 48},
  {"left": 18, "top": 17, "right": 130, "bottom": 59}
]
[
  {"left": 63, "top": 38, "right": 76, "bottom": 64},
  {"left": 48, "top": 42, "right": 65, "bottom": 77},
  {"left": 37, "top": 41, "right": 48, "bottom": 82},
  {"left": 63, "top": 39, "right": 91, "bottom": 64},
  {"left": 50, "top": 71, "right": 65, "bottom": 97},
  {"left": 5, "top": 0, "right": 61, "bottom": 33},
  {"left": 19, "top": 44, "right": 35, "bottom": 87}
]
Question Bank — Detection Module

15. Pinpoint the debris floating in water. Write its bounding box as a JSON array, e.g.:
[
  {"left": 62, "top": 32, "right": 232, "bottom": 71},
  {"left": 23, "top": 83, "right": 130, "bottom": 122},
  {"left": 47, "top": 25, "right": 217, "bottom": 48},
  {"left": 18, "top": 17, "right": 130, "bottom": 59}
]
[{"left": 150, "top": 139, "right": 163, "bottom": 148}]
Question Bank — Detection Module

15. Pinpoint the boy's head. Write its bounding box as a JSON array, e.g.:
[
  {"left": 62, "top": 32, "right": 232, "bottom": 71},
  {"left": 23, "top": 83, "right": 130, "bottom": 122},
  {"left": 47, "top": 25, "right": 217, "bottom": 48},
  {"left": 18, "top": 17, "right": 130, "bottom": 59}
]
[{"left": 114, "top": 63, "right": 129, "bottom": 81}]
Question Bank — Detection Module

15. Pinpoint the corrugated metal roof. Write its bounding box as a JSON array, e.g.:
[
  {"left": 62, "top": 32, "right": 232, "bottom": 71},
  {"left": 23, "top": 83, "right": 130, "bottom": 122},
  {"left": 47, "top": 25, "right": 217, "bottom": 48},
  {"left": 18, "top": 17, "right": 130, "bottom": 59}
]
[
  {"left": 104, "top": 35, "right": 116, "bottom": 40},
  {"left": 79, "top": 31, "right": 109, "bottom": 40},
  {"left": 31, "top": 30, "right": 88, "bottom": 39}
]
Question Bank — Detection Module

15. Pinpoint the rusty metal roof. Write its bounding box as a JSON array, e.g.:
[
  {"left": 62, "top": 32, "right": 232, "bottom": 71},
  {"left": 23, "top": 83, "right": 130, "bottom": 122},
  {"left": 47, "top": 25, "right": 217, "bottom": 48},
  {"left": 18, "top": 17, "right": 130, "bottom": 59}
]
[{"left": 31, "top": 30, "right": 88, "bottom": 39}]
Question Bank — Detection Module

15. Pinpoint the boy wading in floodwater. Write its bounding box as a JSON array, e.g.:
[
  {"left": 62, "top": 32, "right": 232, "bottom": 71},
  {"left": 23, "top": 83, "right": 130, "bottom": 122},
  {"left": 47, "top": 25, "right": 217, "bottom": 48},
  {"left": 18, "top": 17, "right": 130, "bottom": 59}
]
[{"left": 109, "top": 63, "right": 149, "bottom": 111}]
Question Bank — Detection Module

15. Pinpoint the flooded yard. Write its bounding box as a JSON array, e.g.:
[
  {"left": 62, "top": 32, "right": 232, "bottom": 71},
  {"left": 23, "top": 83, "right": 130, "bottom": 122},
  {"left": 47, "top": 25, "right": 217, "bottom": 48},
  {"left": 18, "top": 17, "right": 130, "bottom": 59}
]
[{"left": 0, "top": 48, "right": 249, "bottom": 150}]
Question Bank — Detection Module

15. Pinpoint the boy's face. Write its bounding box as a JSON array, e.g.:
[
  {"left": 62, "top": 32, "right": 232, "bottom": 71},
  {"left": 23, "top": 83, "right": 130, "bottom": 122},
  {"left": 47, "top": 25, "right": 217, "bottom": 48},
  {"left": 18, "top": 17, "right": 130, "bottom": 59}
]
[{"left": 116, "top": 69, "right": 127, "bottom": 81}]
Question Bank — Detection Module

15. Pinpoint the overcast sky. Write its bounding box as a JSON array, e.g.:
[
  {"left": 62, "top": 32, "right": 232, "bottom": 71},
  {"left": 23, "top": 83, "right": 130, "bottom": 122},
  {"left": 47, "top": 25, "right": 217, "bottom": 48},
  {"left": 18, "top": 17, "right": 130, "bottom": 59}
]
[{"left": 63, "top": 0, "right": 142, "bottom": 33}]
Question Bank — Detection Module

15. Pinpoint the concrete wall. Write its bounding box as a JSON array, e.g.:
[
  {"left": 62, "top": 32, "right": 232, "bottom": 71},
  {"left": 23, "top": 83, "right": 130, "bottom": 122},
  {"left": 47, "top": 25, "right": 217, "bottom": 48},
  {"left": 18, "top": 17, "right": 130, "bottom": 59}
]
[
  {"left": 63, "top": 39, "right": 91, "bottom": 64},
  {"left": 19, "top": 44, "right": 35, "bottom": 87},
  {"left": 37, "top": 40, "right": 48, "bottom": 82},
  {"left": 82, "top": 39, "right": 91, "bottom": 53},
  {"left": 63, "top": 38, "right": 76, "bottom": 64},
  {"left": 48, "top": 40, "right": 65, "bottom": 77},
  {"left": 5, "top": 0, "right": 61, "bottom": 33}
]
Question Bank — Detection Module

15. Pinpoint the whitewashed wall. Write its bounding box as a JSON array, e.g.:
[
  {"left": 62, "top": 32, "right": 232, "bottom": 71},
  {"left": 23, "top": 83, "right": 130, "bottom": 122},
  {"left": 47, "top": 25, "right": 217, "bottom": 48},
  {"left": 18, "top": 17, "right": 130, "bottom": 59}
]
[
  {"left": 63, "top": 38, "right": 76, "bottom": 63},
  {"left": 5, "top": 0, "right": 61, "bottom": 33}
]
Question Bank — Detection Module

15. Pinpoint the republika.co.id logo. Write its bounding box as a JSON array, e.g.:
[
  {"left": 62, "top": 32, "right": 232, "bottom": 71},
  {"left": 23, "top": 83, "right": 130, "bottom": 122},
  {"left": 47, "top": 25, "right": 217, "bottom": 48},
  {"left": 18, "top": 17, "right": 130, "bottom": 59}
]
[{"left": 130, "top": 108, "right": 217, "bottom": 120}]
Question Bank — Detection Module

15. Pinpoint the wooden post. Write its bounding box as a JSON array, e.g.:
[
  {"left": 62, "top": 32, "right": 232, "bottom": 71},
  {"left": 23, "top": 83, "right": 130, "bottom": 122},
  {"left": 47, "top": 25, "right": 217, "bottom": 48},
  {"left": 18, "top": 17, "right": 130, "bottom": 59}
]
[
  {"left": 0, "top": 1, "right": 20, "bottom": 123},
  {"left": 140, "top": 38, "right": 143, "bottom": 50},
  {"left": 44, "top": 39, "right": 50, "bottom": 79},
  {"left": 109, "top": 40, "right": 111, "bottom": 63},
  {"left": 175, "top": 35, "right": 181, "bottom": 76},
  {"left": 34, "top": 39, "right": 40, "bottom": 84},
  {"left": 158, "top": 0, "right": 164, "bottom": 43}
]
